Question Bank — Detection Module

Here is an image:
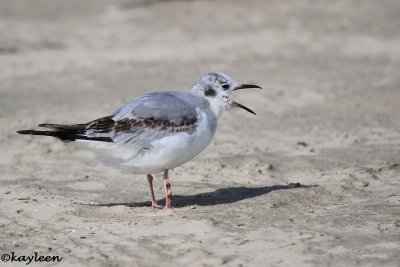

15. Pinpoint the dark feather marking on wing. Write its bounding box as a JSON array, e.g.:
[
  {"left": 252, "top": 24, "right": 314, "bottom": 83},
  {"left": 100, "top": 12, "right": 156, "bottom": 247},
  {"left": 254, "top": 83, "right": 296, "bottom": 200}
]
[
  {"left": 85, "top": 116, "right": 115, "bottom": 133},
  {"left": 85, "top": 115, "right": 198, "bottom": 138},
  {"left": 113, "top": 116, "right": 198, "bottom": 135}
]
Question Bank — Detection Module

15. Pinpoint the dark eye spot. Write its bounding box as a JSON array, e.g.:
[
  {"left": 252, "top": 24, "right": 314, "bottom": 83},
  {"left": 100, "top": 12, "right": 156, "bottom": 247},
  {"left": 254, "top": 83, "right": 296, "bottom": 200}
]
[
  {"left": 204, "top": 87, "right": 216, "bottom": 97},
  {"left": 221, "top": 84, "right": 229, "bottom": 90}
]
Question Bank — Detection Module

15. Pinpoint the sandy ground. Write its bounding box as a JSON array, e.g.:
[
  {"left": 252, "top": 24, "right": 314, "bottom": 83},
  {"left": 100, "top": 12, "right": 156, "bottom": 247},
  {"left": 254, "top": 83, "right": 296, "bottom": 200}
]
[{"left": 1, "top": 0, "right": 400, "bottom": 266}]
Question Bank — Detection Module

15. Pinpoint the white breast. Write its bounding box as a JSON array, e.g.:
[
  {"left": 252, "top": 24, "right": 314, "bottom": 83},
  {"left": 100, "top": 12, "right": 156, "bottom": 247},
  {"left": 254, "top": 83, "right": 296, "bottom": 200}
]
[{"left": 122, "top": 109, "right": 216, "bottom": 173}]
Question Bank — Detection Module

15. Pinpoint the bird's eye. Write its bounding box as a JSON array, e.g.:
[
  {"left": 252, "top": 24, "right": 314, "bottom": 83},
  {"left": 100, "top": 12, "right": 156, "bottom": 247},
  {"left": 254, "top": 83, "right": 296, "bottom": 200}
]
[{"left": 221, "top": 84, "right": 230, "bottom": 90}]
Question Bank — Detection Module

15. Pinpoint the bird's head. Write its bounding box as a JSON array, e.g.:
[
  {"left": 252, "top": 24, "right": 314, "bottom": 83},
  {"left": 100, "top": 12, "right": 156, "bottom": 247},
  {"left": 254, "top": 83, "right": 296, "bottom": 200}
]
[{"left": 190, "top": 72, "right": 262, "bottom": 118}]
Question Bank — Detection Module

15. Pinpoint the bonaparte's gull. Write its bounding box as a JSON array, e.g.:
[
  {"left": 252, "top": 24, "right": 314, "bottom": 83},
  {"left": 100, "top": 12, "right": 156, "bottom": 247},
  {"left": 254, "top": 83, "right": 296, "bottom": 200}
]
[{"left": 17, "top": 72, "right": 262, "bottom": 209}]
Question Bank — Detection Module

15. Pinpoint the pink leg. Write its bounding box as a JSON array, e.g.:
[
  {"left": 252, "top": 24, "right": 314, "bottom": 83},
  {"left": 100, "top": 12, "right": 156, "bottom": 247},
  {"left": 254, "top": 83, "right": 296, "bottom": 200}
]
[
  {"left": 147, "top": 174, "right": 163, "bottom": 209},
  {"left": 163, "top": 170, "right": 173, "bottom": 209}
]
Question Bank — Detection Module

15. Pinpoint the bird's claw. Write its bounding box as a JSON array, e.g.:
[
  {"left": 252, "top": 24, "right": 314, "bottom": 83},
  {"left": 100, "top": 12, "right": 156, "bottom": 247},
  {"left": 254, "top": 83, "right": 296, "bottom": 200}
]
[{"left": 151, "top": 202, "right": 164, "bottom": 209}]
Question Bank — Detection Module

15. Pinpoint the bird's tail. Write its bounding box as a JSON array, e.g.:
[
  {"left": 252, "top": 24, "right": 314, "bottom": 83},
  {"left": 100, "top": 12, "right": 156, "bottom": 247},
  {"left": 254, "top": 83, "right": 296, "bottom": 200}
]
[
  {"left": 17, "top": 123, "right": 86, "bottom": 142},
  {"left": 17, "top": 123, "right": 112, "bottom": 142}
]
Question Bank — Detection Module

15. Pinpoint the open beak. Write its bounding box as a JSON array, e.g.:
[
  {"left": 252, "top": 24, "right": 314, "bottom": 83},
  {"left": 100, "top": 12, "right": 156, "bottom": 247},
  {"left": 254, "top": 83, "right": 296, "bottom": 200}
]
[
  {"left": 233, "top": 84, "right": 263, "bottom": 90},
  {"left": 232, "top": 101, "right": 256, "bottom": 115},
  {"left": 231, "top": 83, "right": 261, "bottom": 115}
]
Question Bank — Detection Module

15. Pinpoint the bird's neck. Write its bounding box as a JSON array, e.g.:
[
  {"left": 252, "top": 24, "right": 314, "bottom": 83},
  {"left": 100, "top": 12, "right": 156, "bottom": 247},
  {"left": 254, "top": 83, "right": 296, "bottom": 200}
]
[{"left": 206, "top": 98, "right": 224, "bottom": 120}]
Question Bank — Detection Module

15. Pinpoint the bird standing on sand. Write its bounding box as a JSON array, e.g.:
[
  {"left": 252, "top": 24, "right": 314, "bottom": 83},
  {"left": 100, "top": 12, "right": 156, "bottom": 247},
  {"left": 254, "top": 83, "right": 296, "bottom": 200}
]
[{"left": 18, "top": 72, "right": 261, "bottom": 209}]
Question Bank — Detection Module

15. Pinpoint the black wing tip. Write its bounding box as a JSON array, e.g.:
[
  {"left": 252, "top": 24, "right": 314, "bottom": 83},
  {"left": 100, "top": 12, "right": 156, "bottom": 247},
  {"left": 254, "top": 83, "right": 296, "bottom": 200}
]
[
  {"left": 17, "top": 128, "right": 113, "bottom": 142},
  {"left": 18, "top": 124, "right": 57, "bottom": 134},
  {"left": 17, "top": 130, "right": 32, "bottom": 134}
]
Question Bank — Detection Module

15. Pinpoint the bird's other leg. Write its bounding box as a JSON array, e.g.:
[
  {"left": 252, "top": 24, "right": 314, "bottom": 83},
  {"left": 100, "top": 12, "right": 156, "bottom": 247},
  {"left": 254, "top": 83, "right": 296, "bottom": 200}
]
[
  {"left": 146, "top": 174, "right": 163, "bottom": 209},
  {"left": 163, "top": 170, "right": 173, "bottom": 209}
]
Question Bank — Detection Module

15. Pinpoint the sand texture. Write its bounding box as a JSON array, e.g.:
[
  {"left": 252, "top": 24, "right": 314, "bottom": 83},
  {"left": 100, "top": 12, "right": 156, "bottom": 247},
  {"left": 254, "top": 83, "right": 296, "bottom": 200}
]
[{"left": 1, "top": 0, "right": 400, "bottom": 266}]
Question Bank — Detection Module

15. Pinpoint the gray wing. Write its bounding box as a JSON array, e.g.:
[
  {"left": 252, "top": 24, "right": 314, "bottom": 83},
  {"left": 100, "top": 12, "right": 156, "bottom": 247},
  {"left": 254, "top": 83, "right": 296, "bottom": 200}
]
[
  {"left": 112, "top": 91, "right": 199, "bottom": 124},
  {"left": 85, "top": 91, "right": 201, "bottom": 150}
]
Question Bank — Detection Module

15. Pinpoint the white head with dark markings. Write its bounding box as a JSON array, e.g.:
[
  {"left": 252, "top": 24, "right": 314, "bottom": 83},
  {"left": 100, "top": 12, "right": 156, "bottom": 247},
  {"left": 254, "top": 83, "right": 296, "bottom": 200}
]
[{"left": 190, "top": 72, "right": 262, "bottom": 118}]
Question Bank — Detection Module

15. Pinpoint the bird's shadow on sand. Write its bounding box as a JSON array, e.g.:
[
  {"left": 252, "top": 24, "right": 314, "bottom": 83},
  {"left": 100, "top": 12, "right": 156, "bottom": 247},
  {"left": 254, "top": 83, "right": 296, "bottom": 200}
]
[{"left": 87, "top": 183, "right": 316, "bottom": 208}]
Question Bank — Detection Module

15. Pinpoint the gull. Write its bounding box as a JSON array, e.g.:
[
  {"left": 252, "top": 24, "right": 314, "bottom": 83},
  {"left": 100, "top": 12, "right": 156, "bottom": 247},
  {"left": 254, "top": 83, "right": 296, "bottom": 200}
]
[{"left": 17, "top": 72, "right": 261, "bottom": 209}]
